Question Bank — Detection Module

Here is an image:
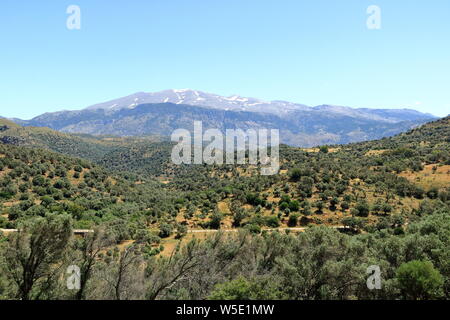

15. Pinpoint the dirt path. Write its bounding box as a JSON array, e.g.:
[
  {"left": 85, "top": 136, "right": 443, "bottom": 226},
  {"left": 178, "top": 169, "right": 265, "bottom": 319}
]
[{"left": 187, "top": 226, "right": 346, "bottom": 234}]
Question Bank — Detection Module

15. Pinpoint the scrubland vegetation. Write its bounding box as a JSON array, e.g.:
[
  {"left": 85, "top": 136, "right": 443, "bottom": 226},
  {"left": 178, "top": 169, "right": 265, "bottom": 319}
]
[{"left": 0, "top": 117, "right": 449, "bottom": 300}]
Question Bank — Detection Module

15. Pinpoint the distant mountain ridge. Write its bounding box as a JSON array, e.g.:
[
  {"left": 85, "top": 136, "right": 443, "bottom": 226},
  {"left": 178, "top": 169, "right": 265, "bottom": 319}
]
[
  {"left": 81, "top": 89, "right": 434, "bottom": 122},
  {"left": 9, "top": 89, "right": 437, "bottom": 147},
  {"left": 84, "top": 89, "right": 310, "bottom": 116}
]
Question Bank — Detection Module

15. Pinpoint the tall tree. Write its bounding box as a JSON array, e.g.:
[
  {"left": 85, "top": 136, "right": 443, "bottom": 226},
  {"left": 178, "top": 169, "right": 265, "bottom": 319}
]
[{"left": 2, "top": 214, "right": 72, "bottom": 300}]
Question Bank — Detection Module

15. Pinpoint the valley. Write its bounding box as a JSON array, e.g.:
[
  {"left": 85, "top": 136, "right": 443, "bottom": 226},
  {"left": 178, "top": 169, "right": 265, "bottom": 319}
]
[{"left": 0, "top": 115, "right": 449, "bottom": 300}]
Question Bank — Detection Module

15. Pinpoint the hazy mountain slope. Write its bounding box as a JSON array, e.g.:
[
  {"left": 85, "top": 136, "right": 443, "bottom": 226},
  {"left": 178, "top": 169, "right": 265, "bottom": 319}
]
[
  {"left": 352, "top": 115, "right": 450, "bottom": 151},
  {"left": 0, "top": 118, "right": 165, "bottom": 162},
  {"left": 17, "top": 102, "right": 434, "bottom": 147},
  {"left": 0, "top": 118, "right": 172, "bottom": 177}
]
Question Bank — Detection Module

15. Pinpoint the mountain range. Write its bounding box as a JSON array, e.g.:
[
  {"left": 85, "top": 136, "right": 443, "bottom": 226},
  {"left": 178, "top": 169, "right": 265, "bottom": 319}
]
[{"left": 10, "top": 89, "right": 437, "bottom": 147}]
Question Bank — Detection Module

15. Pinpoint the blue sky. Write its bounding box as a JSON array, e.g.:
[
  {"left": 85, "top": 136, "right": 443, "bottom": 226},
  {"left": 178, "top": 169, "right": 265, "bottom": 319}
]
[{"left": 1, "top": 0, "right": 449, "bottom": 119}]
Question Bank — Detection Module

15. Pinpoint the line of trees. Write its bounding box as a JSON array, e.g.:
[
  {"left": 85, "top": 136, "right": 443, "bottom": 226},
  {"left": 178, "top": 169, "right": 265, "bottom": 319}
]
[{"left": 1, "top": 207, "right": 448, "bottom": 300}]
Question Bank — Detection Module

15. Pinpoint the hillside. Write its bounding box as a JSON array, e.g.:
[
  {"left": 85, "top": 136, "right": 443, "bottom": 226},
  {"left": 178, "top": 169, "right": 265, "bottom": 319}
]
[
  {"left": 1, "top": 116, "right": 448, "bottom": 233},
  {"left": 0, "top": 141, "right": 185, "bottom": 245},
  {"left": 0, "top": 118, "right": 169, "bottom": 172},
  {"left": 0, "top": 116, "right": 449, "bottom": 300}
]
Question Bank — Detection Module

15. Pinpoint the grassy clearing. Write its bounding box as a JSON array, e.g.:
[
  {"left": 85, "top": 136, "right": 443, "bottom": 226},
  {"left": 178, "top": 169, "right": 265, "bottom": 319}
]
[
  {"left": 365, "top": 149, "right": 388, "bottom": 156},
  {"left": 399, "top": 164, "right": 450, "bottom": 189}
]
